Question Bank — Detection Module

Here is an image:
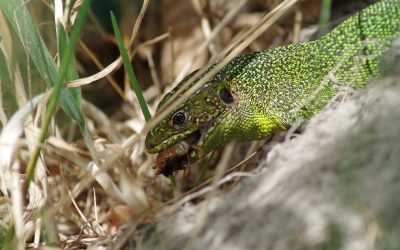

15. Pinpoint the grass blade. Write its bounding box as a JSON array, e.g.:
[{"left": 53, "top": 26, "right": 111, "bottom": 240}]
[
  {"left": 317, "top": 0, "right": 332, "bottom": 37},
  {"left": 25, "top": 0, "right": 91, "bottom": 190},
  {"left": 55, "top": 0, "right": 80, "bottom": 81},
  {"left": 0, "top": 0, "right": 84, "bottom": 125},
  {"left": 110, "top": 12, "right": 151, "bottom": 122}
]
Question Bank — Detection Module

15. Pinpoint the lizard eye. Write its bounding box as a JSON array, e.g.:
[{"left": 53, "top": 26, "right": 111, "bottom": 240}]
[
  {"left": 219, "top": 88, "right": 234, "bottom": 104},
  {"left": 172, "top": 111, "right": 187, "bottom": 126}
]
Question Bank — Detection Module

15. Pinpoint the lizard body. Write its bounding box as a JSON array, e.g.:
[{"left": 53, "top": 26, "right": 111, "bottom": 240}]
[{"left": 145, "top": 0, "right": 400, "bottom": 176}]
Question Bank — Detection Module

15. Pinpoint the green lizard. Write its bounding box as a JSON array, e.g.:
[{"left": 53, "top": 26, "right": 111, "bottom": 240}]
[{"left": 145, "top": 0, "right": 400, "bottom": 176}]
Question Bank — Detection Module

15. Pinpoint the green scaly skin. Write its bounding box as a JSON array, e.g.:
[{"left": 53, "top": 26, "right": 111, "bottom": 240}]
[{"left": 145, "top": 0, "right": 400, "bottom": 174}]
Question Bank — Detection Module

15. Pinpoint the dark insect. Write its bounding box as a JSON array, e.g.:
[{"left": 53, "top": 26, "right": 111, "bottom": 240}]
[
  {"left": 154, "top": 141, "right": 190, "bottom": 176},
  {"left": 154, "top": 131, "right": 203, "bottom": 176}
]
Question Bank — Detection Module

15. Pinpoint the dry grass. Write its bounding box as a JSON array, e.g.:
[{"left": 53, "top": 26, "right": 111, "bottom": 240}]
[{"left": 0, "top": 0, "right": 324, "bottom": 248}]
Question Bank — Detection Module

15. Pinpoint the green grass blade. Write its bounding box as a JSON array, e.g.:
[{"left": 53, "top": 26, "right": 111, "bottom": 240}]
[
  {"left": 110, "top": 12, "right": 151, "bottom": 122},
  {"left": 317, "top": 0, "right": 332, "bottom": 37},
  {"left": 194, "top": 151, "right": 216, "bottom": 187},
  {"left": 0, "top": 49, "right": 11, "bottom": 84},
  {"left": 25, "top": 0, "right": 91, "bottom": 189},
  {"left": 55, "top": 1, "right": 99, "bottom": 172},
  {"left": 0, "top": 0, "right": 84, "bottom": 125},
  {"left": 0, "top": 47, "right": 16, "bottom": 122},
  {"left": 54, "top": 0, "right": 84, "bottom": 127},
  {"left": 55, "top": 1, "right": 80, "bottom": 81}
]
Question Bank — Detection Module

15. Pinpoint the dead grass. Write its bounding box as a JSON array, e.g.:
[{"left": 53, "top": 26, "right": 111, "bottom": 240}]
[{"left": 0, "top": 0, "right": 322, "bottom": 248}]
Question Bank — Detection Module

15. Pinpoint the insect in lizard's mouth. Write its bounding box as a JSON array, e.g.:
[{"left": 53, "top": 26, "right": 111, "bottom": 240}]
[{"left": 154, "top": 129, "right": 204, "bottom": 176}]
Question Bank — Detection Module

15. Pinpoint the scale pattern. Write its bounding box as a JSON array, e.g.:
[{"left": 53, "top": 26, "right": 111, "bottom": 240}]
[{"left": 145, "top": 0, "right": 400, "bottom": 163}]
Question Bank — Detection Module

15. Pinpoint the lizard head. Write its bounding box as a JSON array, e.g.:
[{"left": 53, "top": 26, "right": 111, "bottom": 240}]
[
  {"left": 145, "top": 70, "right": 238, "bottom": 165},
  {"left": 145, "top": 54, "right": 286, "bottom": 175}
]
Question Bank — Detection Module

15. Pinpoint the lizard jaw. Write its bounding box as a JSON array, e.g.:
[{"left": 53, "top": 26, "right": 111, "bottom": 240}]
[{"left": 145, "top": 128, "right": 198, "bottom": 154}]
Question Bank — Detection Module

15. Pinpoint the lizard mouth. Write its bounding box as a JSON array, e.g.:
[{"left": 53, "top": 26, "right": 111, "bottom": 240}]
[{"left": 153, "top": 129, "right": 203, "bottom": 176}]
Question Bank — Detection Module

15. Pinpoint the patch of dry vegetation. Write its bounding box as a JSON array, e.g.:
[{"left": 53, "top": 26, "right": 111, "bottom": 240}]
[{"left": 7, "top": 0, "right": 392, "bottom": 249}]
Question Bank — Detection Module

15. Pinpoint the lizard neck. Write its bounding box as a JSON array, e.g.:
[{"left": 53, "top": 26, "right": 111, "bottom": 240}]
[{"left": 225, "top": 0, "right": 399, "bottom": 141}]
